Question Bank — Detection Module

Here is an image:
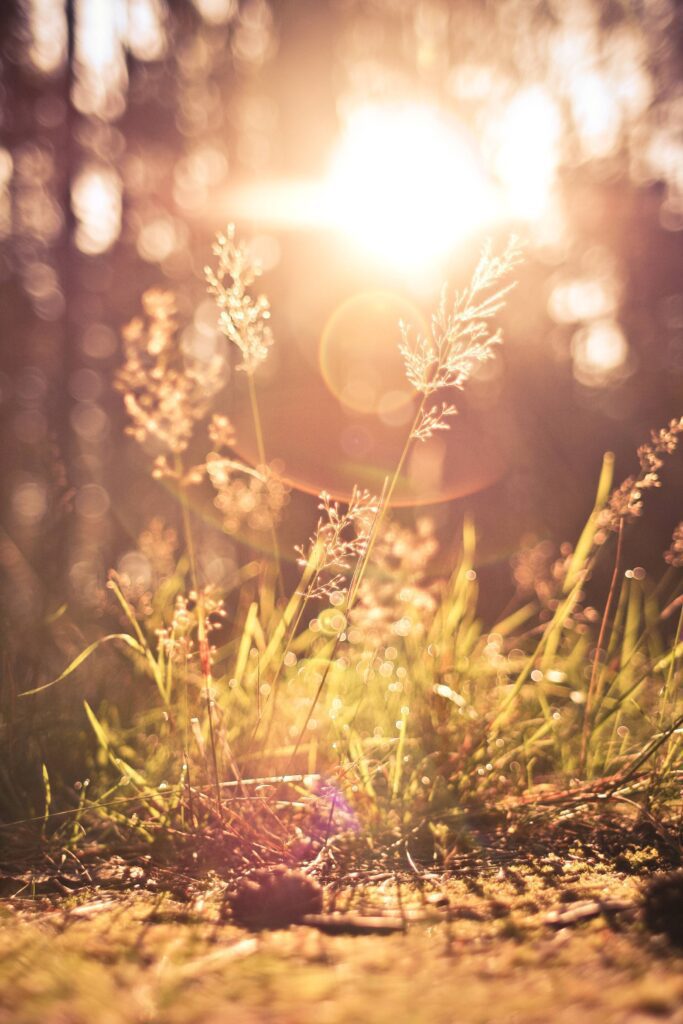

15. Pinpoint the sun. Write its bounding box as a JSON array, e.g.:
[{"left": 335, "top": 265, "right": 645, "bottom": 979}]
[
  {"left": 324, "top": 102, "right": 498, "bottom": 276},
  {"left": 223, "top": 96, "right": 560, "bottom": 274}
]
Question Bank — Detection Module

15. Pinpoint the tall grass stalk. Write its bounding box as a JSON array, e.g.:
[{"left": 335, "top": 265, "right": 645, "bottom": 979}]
[
  {"left": 580, "top": 516, "right": 625, "bottom": 773},
  {"left": 174, "top": 454, "right": 223, "bottom": 821},
  {"left": 246, "top": 371, "right": 284, "bottom": 596}
]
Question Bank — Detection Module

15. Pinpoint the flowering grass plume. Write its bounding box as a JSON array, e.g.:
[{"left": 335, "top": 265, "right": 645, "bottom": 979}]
[
  {"left": 600, "top": 416, "right": 683, "bottom": 531},
  {"left": 399, "top": 236, "right": 523, "bottom": 441},
  {"left": 116, "top": 290, "right": 224, "bottom": 454},
  {"left": 155, "top": 589, "right": 226, "bottom": 665},
  {"left": 205, "top": 224, "right": 273, "bottom": 375},
  {"left": 664, "top": 521, "right": 683, "bottom": 568},
  {"left": 206, "top": 455, "right": 289, "bottom": 535},
  {"left": 296, "top": 488, "right": 379, "bottom": 600}
]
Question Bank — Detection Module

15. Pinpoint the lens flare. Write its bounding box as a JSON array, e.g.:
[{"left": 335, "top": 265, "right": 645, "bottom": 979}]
[{"left": 319, "top": 291, "right": 424, "bottom": 416}]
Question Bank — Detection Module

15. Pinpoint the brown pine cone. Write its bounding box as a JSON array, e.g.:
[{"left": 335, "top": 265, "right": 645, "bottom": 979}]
[
  {"left": 643, "top": 869, "right": 683, "bottom": 945},
  {"left": 224, "top": 864, "right": 323, "bottom": 930}
]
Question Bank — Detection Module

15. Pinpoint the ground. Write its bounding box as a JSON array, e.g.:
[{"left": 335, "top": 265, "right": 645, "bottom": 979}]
[{"left": 2, "top": 858, "right": 682, "bottom": 1024}]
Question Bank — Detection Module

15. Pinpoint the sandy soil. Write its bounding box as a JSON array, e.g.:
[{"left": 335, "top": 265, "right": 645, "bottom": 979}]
[{"left": 2, "top": 862, "right": 682, "bottom": 1024}]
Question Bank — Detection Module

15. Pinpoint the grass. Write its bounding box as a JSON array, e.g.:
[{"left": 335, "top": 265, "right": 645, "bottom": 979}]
[
  {"left": 10, "top": 454, "right": 681, "bottom": 859},
  {"left": 1, "top": 235, "right": 682, "bottom": 1024}
]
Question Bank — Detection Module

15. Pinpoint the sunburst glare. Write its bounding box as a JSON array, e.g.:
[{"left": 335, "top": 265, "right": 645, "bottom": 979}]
[{"left": 324, "top": 102, "right": 496, "bottom": 275}]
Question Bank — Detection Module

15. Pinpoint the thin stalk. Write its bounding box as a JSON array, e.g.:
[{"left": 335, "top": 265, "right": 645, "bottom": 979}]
[
  {"left": 599, "top": 580, "right": 683, "bottom": 714},
  {"left": 175, "top": 461, "right": 199, "bottom": 591},
  {"left": 197, "top": 593, "right": 224, "bottom": 822},
  {"left": 284, "top": 635, "right": 340, "bottom": 773},
  {"left": 183, "top": 653, "right": 196, "bottom": 828},
  {"left": 392, "top": 705, "right": 409, "bottom": 800},
  {"left": 255, "top": 595, "right": 308, "bottom": 749},
  {"left": 283, "top": 406, "right": 424, "bottom": 775},
  {"left": 285, "top": 398, "right": 426, "bottom": 771},
  {"left": 247, "top": 371, "right": 284, "bottom": 597},
  {"left": 348, "top": 394, "right": 426, "bottom": 607},
  {"left": 244, "top": 553, "right": 322, "bottom": 755},
  {"left": 608, "top": 708, "right": 683, "bottom": 794},
  {"left": 384, "top": 394, "right": 427, "bottom": 509},
  {"left": 580, "top": 516, "right": 625, "bottom": 775},
  {"left": 174, "top": 455, "right": 223, "bottom": 822},
  {"left": 662, "top": 602, "right": 683, "bottom": 716}
]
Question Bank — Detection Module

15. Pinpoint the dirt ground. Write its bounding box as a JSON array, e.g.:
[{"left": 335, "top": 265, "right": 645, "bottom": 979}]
[{"left": 2, "top": 859, "right": 682, "bottom": 1024}]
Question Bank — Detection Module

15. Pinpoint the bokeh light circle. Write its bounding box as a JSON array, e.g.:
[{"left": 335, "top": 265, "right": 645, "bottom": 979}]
[{"left": 319, "top": 290, "right": 425, "bottom": 418}]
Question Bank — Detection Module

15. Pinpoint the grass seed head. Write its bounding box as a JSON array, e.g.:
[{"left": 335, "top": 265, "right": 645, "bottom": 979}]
[
  {"left": 399, "top": 236, "right": 523, "bottom": 441},
  {"left": 296, "top": 487, "right": 379, "bottom": 600},
  {"left": 205, "top": 224, "right": 274, "bottom": 375},
  {"left": 600, "top": 417, "right": 683, "bottom": 531},
  {"left": 117, "top": 288, "right": 224, "bottom": 455},
  {"left": 664, "top": 521, "right": 683, "bottom": 568}
]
